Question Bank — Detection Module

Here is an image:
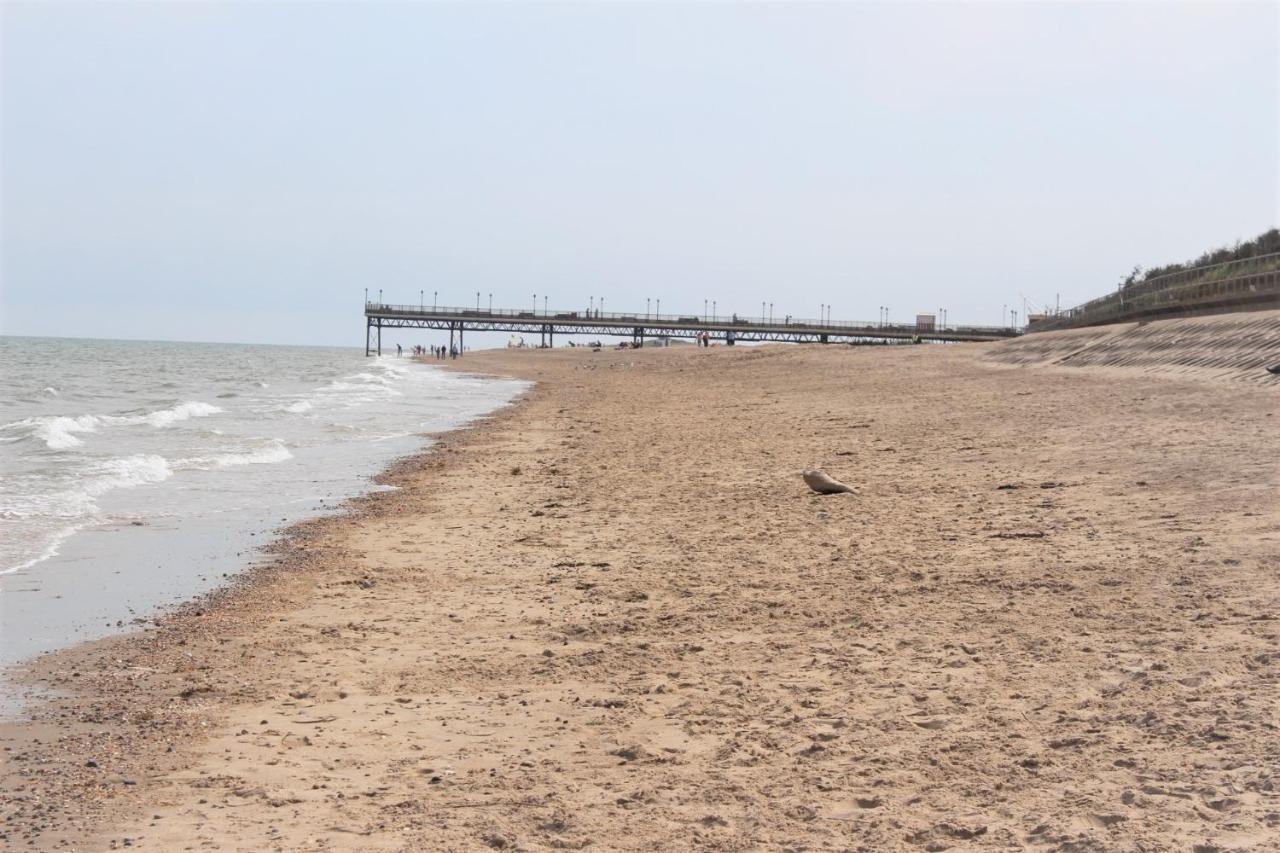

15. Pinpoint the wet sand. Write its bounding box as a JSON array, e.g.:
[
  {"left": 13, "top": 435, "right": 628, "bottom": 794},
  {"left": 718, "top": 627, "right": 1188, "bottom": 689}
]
[{"left": 3, "top": 336, "right": 1278, "bottom": 851}]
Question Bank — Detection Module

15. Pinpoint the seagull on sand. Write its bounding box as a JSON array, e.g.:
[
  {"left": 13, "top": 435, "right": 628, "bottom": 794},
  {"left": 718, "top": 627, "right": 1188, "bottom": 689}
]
[
  {"left": 802, "top": 470, "right": 856, "bottom": 495},
  {"left": 1267, "top": 365, "right": 1280, "bottom": 375}
]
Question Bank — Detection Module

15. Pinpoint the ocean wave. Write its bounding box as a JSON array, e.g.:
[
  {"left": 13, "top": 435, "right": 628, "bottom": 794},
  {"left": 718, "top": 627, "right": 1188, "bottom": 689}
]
[
  {"left": 0, "top": 414, "right": 103, "bottom": 449},
  {"left": 88, "top": 454, "right": 174, "bottom": 493},
  {"left": 41, "top": 415, "right": 101, "bottom": 449},
  {"left": 119, "top": 401, "right": 222, "bottom": 428},
  {"left": 0, "top": 454, "right": 175, "bottom": 523},
  {"left": 281, "top": 367, "right": 408, "bottom": 415},
  {"left": 1, "top": 455, "right": 172, "bottom": 517},
  {"left": 352, "top": 371, "right": 397, "bottom": 386},
  {"left": 0, "top": 401, "right": 222, "bottom": 449},
  {"left": 177, "top": 442, "right": 293, "bottom": 470}
]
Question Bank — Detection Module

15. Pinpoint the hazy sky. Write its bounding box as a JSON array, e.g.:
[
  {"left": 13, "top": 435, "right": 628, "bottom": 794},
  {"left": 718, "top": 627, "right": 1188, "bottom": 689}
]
[{"left": 2, "top": 1, "right": 1276, "bottom": 347}]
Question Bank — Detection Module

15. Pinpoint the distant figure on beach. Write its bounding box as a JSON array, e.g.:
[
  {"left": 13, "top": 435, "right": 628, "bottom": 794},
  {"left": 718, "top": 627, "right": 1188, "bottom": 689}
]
[{"left": 396, "top": 343, "right": 402, "bottom": 357}]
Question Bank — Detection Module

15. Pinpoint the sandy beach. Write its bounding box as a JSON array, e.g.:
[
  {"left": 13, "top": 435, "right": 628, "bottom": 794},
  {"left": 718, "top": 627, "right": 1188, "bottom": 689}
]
[{"left": 3, "top": 328, "right": 1278, "bottom": 851}]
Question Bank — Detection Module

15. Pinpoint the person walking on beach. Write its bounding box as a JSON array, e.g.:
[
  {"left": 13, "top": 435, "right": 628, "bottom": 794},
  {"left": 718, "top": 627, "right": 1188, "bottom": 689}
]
[{"left": 396, "top": 343, "right": 402, "bottom": 357}]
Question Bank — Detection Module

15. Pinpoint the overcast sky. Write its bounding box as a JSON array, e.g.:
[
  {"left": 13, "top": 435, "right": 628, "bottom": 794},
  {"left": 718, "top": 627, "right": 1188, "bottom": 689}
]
[{"left": 2, "top": 1, "right": 1276, "bottom": 347}]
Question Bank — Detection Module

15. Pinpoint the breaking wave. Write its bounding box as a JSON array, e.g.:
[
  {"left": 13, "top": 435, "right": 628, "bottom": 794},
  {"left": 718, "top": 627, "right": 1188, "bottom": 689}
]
[{"left": 0, "top": 402, "right": 222, "bottom": 450}]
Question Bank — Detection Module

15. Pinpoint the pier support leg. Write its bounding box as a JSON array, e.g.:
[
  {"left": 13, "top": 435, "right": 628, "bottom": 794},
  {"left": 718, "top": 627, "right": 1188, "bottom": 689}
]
[
  {"left": 377, "top": 321, "right": 382, "bottom": 356},
  {"left": 459, "top": 324, "right": 464, "bottom": 356}
]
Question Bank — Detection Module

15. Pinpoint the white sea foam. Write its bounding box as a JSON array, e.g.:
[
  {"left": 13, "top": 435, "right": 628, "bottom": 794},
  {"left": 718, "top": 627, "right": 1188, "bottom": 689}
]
[
  {"left": 0, "top": 454, "right": 175, "bottom": 581},
  {"left": 0, "top": 525, "right": 79, "bottom": 576},
  {"left": 29, "top": 415, "right": 101, "bottom": 449}
]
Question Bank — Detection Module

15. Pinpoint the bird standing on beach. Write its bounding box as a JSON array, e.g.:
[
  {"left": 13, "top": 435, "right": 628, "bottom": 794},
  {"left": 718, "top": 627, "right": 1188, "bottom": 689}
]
[
  {"left": 802, "top": 470, "right": 856, "bottom": 495},
  {"left": 1266, "top": 365, "right": 1280, "bottom": 375}
]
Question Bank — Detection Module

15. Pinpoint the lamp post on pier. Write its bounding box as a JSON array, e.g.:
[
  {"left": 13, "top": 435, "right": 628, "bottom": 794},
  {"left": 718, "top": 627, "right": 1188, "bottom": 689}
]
[
  {"left": 420, "top": 290, "right": 423, "bottom": 311},
  {"left": 489, "top": 293, "right": 493, "bottom": 312},
  {"left": 433, "top": 291, "right": 437, "bottom": 310},
  {"left": 533, "top": 293, "right": 537, "bottom": 313},
  {"left": 656, "top": 298, "right": 660, "bottom": 317},
  {"left": 769, "top": 303, "right": 773, "bottom": 323},
  {"left": 646, "top": 298, "right": 650, "bottom": 319},
  {"left": 476, "top": 291, "right": 480, "bottom": 311}
]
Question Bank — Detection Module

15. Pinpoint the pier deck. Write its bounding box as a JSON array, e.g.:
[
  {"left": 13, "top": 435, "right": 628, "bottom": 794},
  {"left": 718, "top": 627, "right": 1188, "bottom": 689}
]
[{"left": 363, "top": 303, "right": 1018, "bottom": 355}]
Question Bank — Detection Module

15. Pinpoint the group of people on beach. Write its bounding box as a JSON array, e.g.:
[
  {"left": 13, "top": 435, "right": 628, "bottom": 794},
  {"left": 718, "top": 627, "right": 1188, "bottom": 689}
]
[{"left": 399, "top": 344, "right": 458, "bottom": 359}]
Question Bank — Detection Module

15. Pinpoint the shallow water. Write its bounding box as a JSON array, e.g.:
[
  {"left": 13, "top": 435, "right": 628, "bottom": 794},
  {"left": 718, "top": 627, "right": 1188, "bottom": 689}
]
[{"left": 0, "top": 337, "right": 526, "bottom": 679}]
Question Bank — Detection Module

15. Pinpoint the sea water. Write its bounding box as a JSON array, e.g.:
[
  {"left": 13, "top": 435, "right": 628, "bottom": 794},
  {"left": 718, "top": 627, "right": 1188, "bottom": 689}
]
[{"left": 0, "top": 337, "right": 526, "bottom": 679}]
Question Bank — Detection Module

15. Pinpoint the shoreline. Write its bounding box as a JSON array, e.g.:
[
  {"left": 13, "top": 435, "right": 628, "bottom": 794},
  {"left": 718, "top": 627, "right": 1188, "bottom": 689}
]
[
  {"left": 0, "top": 354, "right": 529, "bottom": 704},
  {"left": 0, "top": 364, "right": 539, "bottom": 847},
  {"left": 0, "top": 343, "right": 529, "bottom": 676},
  {"left": 3, "top": 342, "right": 1277, "bottom": 850}
]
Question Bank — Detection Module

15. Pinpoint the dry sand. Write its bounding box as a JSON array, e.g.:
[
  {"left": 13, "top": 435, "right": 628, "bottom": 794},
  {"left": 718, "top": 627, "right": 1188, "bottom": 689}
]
[{"left": 3, "top": 332, "right": 1278, "bottom": 851}]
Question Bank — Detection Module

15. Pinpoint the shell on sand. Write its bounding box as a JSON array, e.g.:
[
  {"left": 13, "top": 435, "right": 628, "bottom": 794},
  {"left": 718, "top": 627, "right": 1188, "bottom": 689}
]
[{"left": 802, "top": 470, "right": 856, "bottom": 495}]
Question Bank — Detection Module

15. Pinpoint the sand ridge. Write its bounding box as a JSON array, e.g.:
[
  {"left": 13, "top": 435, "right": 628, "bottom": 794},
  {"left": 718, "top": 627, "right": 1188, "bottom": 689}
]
[{"left": 2, "top": 341, "right": 1278, "bottom": 851}]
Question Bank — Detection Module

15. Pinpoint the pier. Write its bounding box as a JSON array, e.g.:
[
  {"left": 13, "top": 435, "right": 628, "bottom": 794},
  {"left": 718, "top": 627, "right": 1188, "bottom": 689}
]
[{"left": 363, "top": 303, "right": 1019, "bottom": 355}]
